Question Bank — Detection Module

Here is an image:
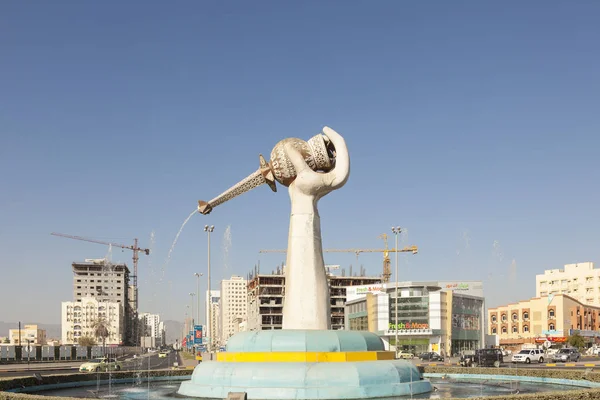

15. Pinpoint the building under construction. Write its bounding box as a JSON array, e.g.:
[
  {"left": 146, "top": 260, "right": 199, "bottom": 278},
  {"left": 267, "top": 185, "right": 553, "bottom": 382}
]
[
  {"left": 71, "top": 259, "right": 136, "bottom": 345},
  {"left": 246, "top": 264, "right": 382, "bottom": 331}
]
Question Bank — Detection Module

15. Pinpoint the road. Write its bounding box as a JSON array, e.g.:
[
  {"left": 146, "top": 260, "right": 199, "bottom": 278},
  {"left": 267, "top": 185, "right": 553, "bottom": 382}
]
[
  {"left": 413, "top": 355, "right": 600, "bottom": 370},
  {"left": 0, "top": 352, "right": 180, "bottom": 378}
]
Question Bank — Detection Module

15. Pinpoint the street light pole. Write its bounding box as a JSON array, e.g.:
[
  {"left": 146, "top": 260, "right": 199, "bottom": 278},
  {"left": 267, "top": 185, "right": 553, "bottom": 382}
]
[
  {"left": 392, "top": 226, "right": 401, "bottom": 357},
  {"left": 189, "top": 293, "right": 196, "bottom": 327},
  {"left": 204, "top": 225, "right": 214, "bottom": 354},
  {"left": 194, "top": 273, "right": 203, "bottom": 327}
]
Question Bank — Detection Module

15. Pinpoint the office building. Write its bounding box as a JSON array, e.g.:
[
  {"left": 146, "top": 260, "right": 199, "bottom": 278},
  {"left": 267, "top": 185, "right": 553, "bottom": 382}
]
[
  {"left": 61, "top": 297, "right": 124, "bottom": 345},
  {"left": 245, "top": 265, "right": 382, "bottom": 331},
  {"left": 345, "top": 281, "right": 485, "bottom": 356},
  {"left": 139, "top": 313, "right": 165, "bottom": 347},
  {"left": 536, "top": 262, "right": 600, "bottom": 305},
  {"left": 8, "top": 325, "right": 47, "bottom": 345},
  {"left": 489, "top": 293, "right": 600, "bottom": 351},
  {"left": 205, "top": 290, "right": 221, "bottom": 348},
  {"left": 71, "top": 259, "right": 135, "bottom": 345},
  {"left": 220, "top": 276, "right": 247, "bottom": 345}
]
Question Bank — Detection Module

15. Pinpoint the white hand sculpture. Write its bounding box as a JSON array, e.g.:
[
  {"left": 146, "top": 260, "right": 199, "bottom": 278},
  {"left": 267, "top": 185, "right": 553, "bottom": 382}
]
[
  {"left": 281, "top": 127, "right": 350, "bottom": 330},
  {"left": 284, "top": 126, "right": 350, "bottom": 210}
]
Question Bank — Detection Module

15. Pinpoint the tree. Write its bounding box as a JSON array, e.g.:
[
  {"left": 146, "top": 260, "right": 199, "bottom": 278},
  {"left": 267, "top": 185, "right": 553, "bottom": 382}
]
[
  {"left": 91, "top": 316, "right": 110, "bottom": 355},
  {"left": 78, "top": 336, "right": 97, "bottom": 346},
  {"left": 568, "top": 333, "right": 585, "bottom": 350}
]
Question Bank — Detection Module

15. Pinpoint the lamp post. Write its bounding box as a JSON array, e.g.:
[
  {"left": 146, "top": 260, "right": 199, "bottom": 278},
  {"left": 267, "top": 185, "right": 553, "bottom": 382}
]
[
  {"left": 194, "top": 273, "right": 203, "bottom": 327},
  {"left": 391, "top": 226, "right": 401, "bottom": 356},
  {"left": 204, "top": 225, "right": 214, "bottom": 354},
  {"left": 189, "top": 293, "right": 196, "bottom": 327}
]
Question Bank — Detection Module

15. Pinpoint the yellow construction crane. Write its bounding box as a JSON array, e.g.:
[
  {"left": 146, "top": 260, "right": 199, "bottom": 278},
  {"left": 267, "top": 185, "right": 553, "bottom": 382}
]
[
  {"left": 259, "top": 245, "right": 417, "bottom": 282},
  {"left": 377, "top": 234, "right": 392, "bottom": 283}
]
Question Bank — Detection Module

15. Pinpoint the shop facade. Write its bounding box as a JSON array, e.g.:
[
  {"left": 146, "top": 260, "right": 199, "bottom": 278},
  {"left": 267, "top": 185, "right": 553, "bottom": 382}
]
[{"left": 345, "top": 280, "right": 485, "bottom": 356}]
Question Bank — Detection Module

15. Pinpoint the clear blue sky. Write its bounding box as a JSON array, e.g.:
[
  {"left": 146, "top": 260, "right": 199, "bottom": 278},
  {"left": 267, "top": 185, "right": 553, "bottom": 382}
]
[{"left": 1, "top": 1, "right": 599, "bottom": 326}]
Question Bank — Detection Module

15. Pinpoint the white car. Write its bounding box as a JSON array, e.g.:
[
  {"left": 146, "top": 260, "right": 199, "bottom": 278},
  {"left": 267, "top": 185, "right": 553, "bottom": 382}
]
[{"left": 511, "top": 349, "right": 545, "bottom": 364}]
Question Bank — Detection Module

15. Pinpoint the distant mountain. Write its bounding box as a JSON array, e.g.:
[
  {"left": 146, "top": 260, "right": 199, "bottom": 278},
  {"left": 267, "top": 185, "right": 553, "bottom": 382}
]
[
  {"left": 0, "top": 321, "right": 61, "bottom": 340},
  {"left": 163, "top": 320, "right": 183, "bottom": 345}
]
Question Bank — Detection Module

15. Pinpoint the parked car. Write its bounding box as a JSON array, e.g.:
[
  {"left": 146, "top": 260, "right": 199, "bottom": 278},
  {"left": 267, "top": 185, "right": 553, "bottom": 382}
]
[
  {"left": 79, "top": 357, "right": 122, "bottom": 373},
  {"left": 419, "top": 352, "right": 444, "bottom": 362},
  {"left": 511, "top": 349, "right": 545, "bottom": 364},
  {"left": 460, "top": 348, "right": 503, "bottom": 368},
  {"left": 552, "top": 348, "right": 581, "bottom": 362},
  {"left": 158, "top": 351, "right": 169, "bottom": 358},
  {"left": 396, "top": 351, "right": 414, "bottom": 360}
]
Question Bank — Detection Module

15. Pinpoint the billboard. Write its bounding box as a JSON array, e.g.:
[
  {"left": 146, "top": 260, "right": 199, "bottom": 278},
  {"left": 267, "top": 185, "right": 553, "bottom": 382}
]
[
  {"left": 452, "top": 313, "right": 480, "bottom": 330},
  {"left": 194, "top": 325, "right": 203, "bottom": 345}
]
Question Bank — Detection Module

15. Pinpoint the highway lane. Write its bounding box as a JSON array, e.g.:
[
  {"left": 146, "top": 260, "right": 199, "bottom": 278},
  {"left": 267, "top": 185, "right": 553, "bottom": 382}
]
[{"left": 0, "top": 352, "right": 180, "bottom": 378}]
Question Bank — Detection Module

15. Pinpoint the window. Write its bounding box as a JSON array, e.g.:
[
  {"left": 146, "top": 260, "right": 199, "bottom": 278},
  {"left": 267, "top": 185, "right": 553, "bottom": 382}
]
[
  {"left": 512, "top": 313, "right": 518, "bottom": 321},
  {"left": 548, "top": 309, "right": 555, "bottom": 318},
  {"left": 502, "top": 326, "right": 507, "bottom": 334},
  {"left": 491, "top": 327, "right": 497, "bottom": 334},
  {"left": 523, "top": 325, "right": 529, "bottom": 333},
  {"left": 512, "top": 326, "right": 518, "bottom": 333},
  {"left": 501, "top": 314, "right": 507, "bottom": 322},
  {"left": 523, "top": 312, "right": 529, "bottom": 320},
  {"left": 549, "top": 323, "right": 555, "bottom": 330}
]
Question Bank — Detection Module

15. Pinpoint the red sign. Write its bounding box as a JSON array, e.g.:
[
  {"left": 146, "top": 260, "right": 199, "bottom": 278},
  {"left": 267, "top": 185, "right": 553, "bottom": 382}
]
[
  {"left": 182, "top": 337, "right": 187, "bottom": 347},
  {"left": 549, "top": 336, "right": 567, "bottom": 343},
  {"left": 195, "top": 330, "right": 202, "bottom": 339}
]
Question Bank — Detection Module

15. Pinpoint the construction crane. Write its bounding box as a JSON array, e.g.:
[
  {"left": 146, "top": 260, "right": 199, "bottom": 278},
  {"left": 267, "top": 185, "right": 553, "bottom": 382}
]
[
  {"left": 50, "top": 232, "right": 150, "bottom": 321},
  {"left": 259, "top": 246, "right": 417, "bottom": 282},
  {"left": 377, "top": 234, "right": 392, "bottom": 283}
]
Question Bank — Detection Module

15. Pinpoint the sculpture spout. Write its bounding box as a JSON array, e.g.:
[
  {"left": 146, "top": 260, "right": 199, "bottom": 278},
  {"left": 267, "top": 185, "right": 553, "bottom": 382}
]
[
  {"left": 197, "top": 132, "right": 336, "bottom": 215},
  {"left": 197, "top": 168, "right": 270, "bottom": 215}
]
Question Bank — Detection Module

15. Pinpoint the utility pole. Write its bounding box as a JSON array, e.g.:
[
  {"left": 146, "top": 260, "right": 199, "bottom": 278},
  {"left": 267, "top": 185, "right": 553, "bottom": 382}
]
[
  {"left": 204, "top": 225, "right": 214, "bottom": 355},
  {"left": 18, "top": 321, "right": 21, "bottom": 346},
  {"left": 391, "top": 227, "right": 401, "bottom": 357}
]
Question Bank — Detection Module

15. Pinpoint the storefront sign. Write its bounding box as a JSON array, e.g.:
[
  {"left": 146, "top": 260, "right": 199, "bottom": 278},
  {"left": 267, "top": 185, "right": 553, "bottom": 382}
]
[
  {"left": 569, "top": 329, "right": 599, "bottom": 337},
  {"left": 445, "top": 283, "right": 469, "bottom": 291},
  {"left": 388, "top": 322, "right": 429, "bottom": 330},
  {"left": 542, "top": 330, "right": 564, "bottom": 336},
  {"left": 346, "top": 284, "right": 385, "bottom": 301},
  {"left": 549, "top": 337, "right": 567, "bottom": 343}
]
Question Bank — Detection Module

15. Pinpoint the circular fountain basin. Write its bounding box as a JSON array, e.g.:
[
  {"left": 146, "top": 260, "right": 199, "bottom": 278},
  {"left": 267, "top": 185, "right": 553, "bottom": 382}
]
[
  {"left": 23, "top": 374, "right": 597, "bottom": 399},
  {"left": 177, "top": 330, "right": 431, "bottom": 399}
]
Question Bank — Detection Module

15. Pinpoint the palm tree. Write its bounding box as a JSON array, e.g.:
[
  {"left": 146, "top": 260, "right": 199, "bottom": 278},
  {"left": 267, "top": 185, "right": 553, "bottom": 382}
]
[{"left": 91, "top": 316, "right": 110, "bottom": 356}]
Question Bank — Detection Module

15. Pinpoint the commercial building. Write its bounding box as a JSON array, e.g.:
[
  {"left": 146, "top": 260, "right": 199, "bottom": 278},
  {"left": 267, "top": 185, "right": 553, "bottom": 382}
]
[
  {"left": 536, "top": 262, "right": 600, "bottom": 306},
  {"left": 61, "top": 297, "right": 124, "bottom": 345},
  {"left": 345, "top": 281, "right": 485, "bottom": 356},
  {"left": 71, "top": 259, "right": 135, "bottom": 345},
  {"left": 205, "top": 290, "right": 221, "bottom": 349},
  {"left": 139, "top": 313, "right": 165, "bottom": 348},
  {"left": 245, "top": 266, "right": 382, "bottom": 332},
  {"left": 489, "top": 293, "right": 600, "bottom": 351},
  {"left": 8, "top": 325, "right": 47, "bottom": 345},
  {"left": 220, "top": 276, "right": 247, "bottom": 345}
]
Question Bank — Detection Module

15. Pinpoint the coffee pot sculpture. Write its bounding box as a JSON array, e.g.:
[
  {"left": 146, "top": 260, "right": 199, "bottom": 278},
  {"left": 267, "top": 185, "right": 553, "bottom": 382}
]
[
  {"left": 197, "top": 130, "right": 339, "bottom": 215},
  {"left": 197, "top": 126, "right": 350, "bottom": 330}
]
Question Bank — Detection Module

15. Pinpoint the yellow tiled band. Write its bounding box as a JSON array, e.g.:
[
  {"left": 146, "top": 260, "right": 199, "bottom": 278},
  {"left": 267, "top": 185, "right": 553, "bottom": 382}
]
[{"left": 216, "top": 351, "right": 396, "bottom": 363}]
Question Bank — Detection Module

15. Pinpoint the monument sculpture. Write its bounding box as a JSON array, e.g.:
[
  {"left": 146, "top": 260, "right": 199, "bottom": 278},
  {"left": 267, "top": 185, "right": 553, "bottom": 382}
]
[{"left": 179, "top": 126, "right": 432, "bottom": 399}]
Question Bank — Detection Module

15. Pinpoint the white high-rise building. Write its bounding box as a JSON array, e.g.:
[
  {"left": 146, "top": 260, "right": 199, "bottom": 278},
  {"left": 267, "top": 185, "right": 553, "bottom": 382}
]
[
  {"left": 61, "top": 297, "right": 124, "bottom": 345},
  {"left": 220, "top": 276, "right": 247, "bottom": 345},
  {"left": 139, "top": 313, "right": 165, "bottom": 347},
  {"left": 536, "top": 262, "right": 600, "bottom": 305},
  {"left": 205, "top": 290, "right": 221, "bottom": 349}
]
